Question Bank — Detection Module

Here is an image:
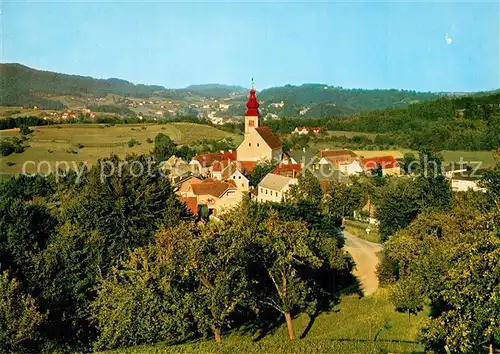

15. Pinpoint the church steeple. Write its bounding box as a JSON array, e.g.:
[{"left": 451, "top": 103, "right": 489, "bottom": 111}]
[{"left": 245, "top": 79, "right": 260, "bottom": 134}]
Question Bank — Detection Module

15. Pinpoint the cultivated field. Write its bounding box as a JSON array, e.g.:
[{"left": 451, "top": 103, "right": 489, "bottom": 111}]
[
  {"left": 102, "top": 291, "right": 426, "bottom": 354},
  {"left": 0, "top": 123, "right": 242, "bottom": 175}
]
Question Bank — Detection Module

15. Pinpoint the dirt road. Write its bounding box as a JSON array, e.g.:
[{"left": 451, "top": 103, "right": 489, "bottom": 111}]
[{"left": 343, "top": 231, "right": 383, "bottom": 296}]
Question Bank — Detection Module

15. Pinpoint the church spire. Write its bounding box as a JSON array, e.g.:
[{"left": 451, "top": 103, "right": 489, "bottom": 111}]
[
  {"left": 244, "top": 80, "right": 260, "bottom": 134},
  {"left": 245, "top": 80, "right": 260, "bottom": 117}
]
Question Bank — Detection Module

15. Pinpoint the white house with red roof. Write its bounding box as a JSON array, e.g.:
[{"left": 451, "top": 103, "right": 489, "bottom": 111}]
[{"left": 236, "top": 87, "right": 283, "bottom": 162}]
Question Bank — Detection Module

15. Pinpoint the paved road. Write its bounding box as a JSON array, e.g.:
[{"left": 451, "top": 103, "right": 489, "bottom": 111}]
[{"left": 343, "top": 231, "right": 383, "bottom": 296}]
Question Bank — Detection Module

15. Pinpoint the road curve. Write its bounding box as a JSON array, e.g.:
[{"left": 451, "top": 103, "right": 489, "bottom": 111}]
[{"left": 343, "top": 231, "right": 383, "bottom": 296}]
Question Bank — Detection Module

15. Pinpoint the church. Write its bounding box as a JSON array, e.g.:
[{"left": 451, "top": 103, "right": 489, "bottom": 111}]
[{"left": 236, "top": 86, "right": 283, "bottom": 162}]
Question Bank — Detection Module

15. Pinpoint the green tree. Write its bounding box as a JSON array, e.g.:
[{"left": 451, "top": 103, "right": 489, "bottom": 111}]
[
  {"left": 185, "top": 220, "right": 251, "bottom": 343},
  {"left": 0, "top": 271, "right": 44, "bottom": 353},
  {"left": 389, "top": 275, "right": 425, "bottom": 324},
  {"left": 420, "top": 215, "right": 500, "bottom": 353},
  {"left": 259, "top": 213, "right": 322, "bottom": 340},
  {"left": 19, "top": 124, "right": 33, "bottom": 135},
  {"left": 153, "top": 133, "right": 177, "bottom": 161},
  {"left": 246, "top": 160, "right": 277, "bottom": 187}
]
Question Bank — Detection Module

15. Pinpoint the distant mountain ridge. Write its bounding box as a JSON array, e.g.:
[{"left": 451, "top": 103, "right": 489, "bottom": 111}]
[{"left": 0, "top": 63, "right": 472, "bottom": 117}]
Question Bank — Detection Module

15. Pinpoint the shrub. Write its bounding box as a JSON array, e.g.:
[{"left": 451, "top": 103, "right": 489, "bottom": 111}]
[
  {"left": 141, "top": 126, "right": 147, "bottom": 130},
  {"left": 6, "top": 162, "right": 15, "bottom": 166},
  {"left": 146, "top": 138, "right": 153, "bottom": 144},
  {"left": 128, "top": 139, "right": 139, "bottom": 147},
  {"left": 76, "top": 143, "right": 84, "bottom": 149},
  {"left": 14, "top": 145, "right": 24, "bottom": 154},
  {"left": 19, "top": 124, "right": 33, "bottom": 135}
]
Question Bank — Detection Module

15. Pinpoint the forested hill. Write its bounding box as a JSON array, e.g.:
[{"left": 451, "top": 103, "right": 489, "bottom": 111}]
[
  {"left": 267, "top": 93, "right": 500, "bottom": 150},
  {"left": 257, "top": 84, "right": 440, "bottom": 113},
  {"left": 183, "top": 84, "right": 247, "bottom": 98},
  {"left": 0, "top": 63, "right": 168, "bottom": 108}
]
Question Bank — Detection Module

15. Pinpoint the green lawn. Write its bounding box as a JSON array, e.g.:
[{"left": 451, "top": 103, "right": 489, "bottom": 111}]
[
  {"left": 101, "top": 291, "right": 426, "bottom": 354},
  {"left": 0, "top": 123, "right": 243, "bottom": 175},
  {"left": 344, "top": 220, "right": 381, "bottom": 243}
]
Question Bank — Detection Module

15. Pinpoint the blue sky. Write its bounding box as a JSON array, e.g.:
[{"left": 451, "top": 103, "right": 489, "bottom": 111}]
[{"left": 1, "top": 1, "right": 498, "bottom": 92}]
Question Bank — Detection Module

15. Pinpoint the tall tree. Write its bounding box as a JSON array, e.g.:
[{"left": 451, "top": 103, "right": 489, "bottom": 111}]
[{"left": 259, "top": 212, "right": 322, "bottom": 340}]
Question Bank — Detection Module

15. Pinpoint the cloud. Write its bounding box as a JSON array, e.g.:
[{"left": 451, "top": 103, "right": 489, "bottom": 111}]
[{"left": 445, "top": 33, "right": 453, "bottom": 45}]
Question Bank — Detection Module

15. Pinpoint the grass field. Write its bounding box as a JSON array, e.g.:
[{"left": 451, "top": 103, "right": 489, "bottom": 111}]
[
  {"left": 344, "top": 220, "right": 381, "bottom": 243},
  {"left": 0, "top": 123, "right": 242, "bottom": 175},
  {"left": 102, "top": 291, "right": 426, "bottom": 354},
  {"left": 327, "top": 130, "right": 378, "bottom": 140}
]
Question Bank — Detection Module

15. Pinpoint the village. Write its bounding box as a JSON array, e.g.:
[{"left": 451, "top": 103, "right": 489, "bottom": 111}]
[{"left": 166, "top": 87, "right": 394, "bottom": 217}]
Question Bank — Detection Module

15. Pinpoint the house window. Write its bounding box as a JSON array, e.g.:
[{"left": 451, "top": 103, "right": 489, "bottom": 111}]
[
  {"left": 260, "top": 188, "right": 263, "bottom": 193},
  {"left": 276, "top": 192, "right": 278, "bottom": 197},
  {"left": 241, "top": 183, "right": 244, "bottom": 187},
  {"left": 249, "top": 143, "right": 251, "bottom": 147},
  {"left": 238, "top": 176, "right": 241, "bottom": 179},
  {"left": 233, "top": 176, "right": 236, "bottom": 179},
  {"left": 257, "top": 143, "right": 260, "bottom": 147},
  {"left": 265, "top": 189, "right": 268, "bottom": 195}
]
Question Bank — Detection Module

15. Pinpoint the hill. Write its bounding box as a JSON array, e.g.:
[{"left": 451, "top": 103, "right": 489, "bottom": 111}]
[
  {"left": 0, "top": 63, "right": 169, "bottom": 109},
  {"left": 257, "top": 84, "right": 440, "bottom": 116},
  {"left": 1, "top": 64, "right": 443, "bottom": 118},
  {"left": 184, "top": 84, "right": 247, "bottom": 98}
]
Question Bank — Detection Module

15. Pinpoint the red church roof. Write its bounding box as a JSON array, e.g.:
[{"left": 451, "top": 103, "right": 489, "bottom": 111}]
[
  {"left": 361, "top": 156, "right": 399, "bottom": 170},
  {"left": 255, "top": 127, "right": 282, "bottom": 149},
  {"left": 245, "top": 88, "right": 260, "bottom": 117}
]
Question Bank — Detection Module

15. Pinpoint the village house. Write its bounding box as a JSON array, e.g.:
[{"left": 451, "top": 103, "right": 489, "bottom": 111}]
[
  {"left": 236, "top": 88, "right": 283, "bottom": 162},
  {"left": 257, "top": 173, "right": 297, "bottom": 203},
  {"left": 450, "top": 172, "right": 486, "bottom": 192},
  {"left": 212, "top": 161, "right": 251, "bottom": 191},
  {"left": 189, "top": 151, "right": 237, "bottom": 177},
  {"left": 187, "top": 179, "right": 242, "bottom": 216},
  {"left": 318, "top": 149, "right": 363, "bottom": 175},
  {"left": 361, "top": 156, "right": 401, "bottom": 176}
]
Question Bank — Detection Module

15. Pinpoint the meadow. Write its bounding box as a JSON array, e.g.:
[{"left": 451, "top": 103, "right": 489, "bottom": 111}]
[
  {"left": 0, "top": 123, "right": 242, "bottom": 175},
  {"left": 102, "top": 291, "right": 426, "bottom": 354}
]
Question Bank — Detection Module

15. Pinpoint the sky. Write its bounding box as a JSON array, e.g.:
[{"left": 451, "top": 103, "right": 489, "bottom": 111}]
[{"left": 1, "top": 0, "right": 499, "bottom": 92}]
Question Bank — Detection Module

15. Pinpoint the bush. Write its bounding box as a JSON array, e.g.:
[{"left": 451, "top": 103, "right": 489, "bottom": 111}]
[
  {"left": 76, "top": 143, "right": 84, "bottom": 149},
  {"left": 19, "top": 124, "right": 33, "bottom": 135},
  {"left": 6, "top": 162, "right": 15, "bottom": 166},
  {"left": 14, "top": 145, "right": 24, "bottom": 154},
  {"left": 146, "top": 138, "right": 153, "bottom": 144}
]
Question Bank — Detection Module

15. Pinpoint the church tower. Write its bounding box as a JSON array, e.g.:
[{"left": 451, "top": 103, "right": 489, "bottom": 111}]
[{"left": 244, "top": 80, "right": 260, "bottom": 134}]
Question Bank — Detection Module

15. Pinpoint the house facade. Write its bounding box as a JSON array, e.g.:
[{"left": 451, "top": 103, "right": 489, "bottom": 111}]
[{"left": 257, "top": 174, "right": 297, "bottom": 203}]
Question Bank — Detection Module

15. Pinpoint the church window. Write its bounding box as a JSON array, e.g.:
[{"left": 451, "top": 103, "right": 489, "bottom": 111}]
[
  {"left": 248, "top": 119, "right": 255, "bottom": 127},
  {"left": 249, "top": 143, "right": 251, "bottom": 147},
  {"left": 257, "top": 143, "right": 260, "bottom": 147}
]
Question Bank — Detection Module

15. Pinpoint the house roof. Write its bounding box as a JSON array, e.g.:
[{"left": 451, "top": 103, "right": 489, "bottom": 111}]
[
  {"left": 318, "top": 149, "right": 358, "bottom": 159},
  {"left": 259, "top": 173, "right": 295, "bottom": 191},
  {"left": 179, "top": 196, "right": 198, "bottom": 215},
  {"left": 309, "top": 164, "right": 349, "bottom": 183},
  {"left": 287, "top": 150, "right": 318, "bottom": 165},
  {"left": 192, "top": 151, "right": 237, "bottom": 168},
  {"left": 255, "top": 127, "right": 282, "bottom": 149},
  {"left": 191, "top": 179, "right": 236, "bottom": 198},
  {"left": 361, "top": 156, "right": 399, "bottom": 170},
  {"left": 237, "top": 161, "right": 257, "bottom": 173}
]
